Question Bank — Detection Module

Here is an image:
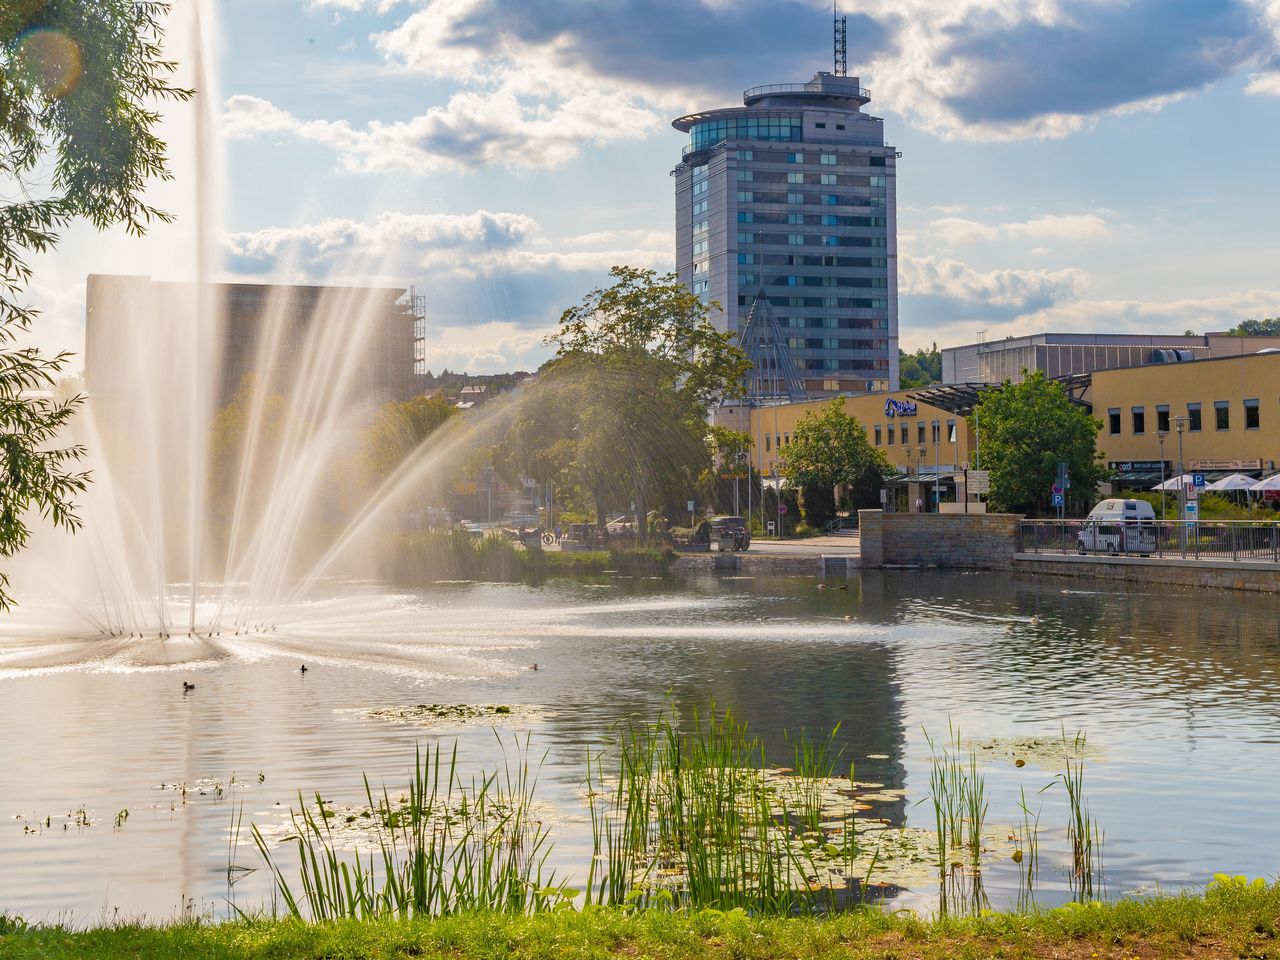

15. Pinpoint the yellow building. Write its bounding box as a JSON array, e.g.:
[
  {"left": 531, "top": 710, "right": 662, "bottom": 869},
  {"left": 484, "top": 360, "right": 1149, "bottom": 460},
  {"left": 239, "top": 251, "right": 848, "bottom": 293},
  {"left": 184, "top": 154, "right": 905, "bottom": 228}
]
[
  {"left": 716, "top": 389, "right": 977, "bottom": 511},
  {"left": 1089, "top": 352, "right": 1280, "bottom": 488}
]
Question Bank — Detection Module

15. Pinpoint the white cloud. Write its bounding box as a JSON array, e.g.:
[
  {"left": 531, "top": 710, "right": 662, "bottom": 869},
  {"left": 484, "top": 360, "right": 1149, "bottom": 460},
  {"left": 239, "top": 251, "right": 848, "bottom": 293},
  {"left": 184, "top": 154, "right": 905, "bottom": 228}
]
[
  {"left": 1245, "top": 70, "right": 1280, "bottom": 95},
  {"left": 222, "top": 82, "right": 660, "bottom": 173},
  {"left": 223, "top": 213, "right": 671, "bottom": 278},
  {"left": 901, "top": 255, "right": 1088, "bottom": 308},
  {"left": 424, "top": 320, "right": 554, "bottom": 373},
  {"left": 929, "top": 212, "right": 1110, "bottom": 245}
]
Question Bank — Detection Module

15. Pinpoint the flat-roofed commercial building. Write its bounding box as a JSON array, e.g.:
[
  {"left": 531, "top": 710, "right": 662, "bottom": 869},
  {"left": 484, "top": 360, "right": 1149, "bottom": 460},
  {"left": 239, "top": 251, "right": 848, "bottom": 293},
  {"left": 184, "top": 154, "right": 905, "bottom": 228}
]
[
  {"left": 1090, "top": 352, "right": 1280, "bottom": 489},
  {"left": 672, "top": 71, "right": 899, "bottom": 397},
  {"left": 735, "top": 390, "right": 975, "bottom": 512},
  {"left": 942, "top": 332, "right": 1280, "bottom": 386}
]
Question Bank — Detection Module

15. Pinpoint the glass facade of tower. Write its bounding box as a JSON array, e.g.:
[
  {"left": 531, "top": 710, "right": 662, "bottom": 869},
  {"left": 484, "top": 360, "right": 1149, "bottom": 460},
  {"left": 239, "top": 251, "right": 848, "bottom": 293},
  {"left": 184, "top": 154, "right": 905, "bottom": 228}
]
[{"left": 673, "top": 73, "right": 899, "bottom": 395}]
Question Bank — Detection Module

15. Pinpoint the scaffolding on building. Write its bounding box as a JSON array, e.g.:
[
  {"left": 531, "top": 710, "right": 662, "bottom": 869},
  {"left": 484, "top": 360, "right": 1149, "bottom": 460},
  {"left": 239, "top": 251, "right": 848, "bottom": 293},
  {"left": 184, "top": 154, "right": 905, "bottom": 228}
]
[
  {"left": 401, "top": 285, "right": 428, "bottom": 378},
  {"left": 738, "top": 291, "right": 808, "bottom": 404}
]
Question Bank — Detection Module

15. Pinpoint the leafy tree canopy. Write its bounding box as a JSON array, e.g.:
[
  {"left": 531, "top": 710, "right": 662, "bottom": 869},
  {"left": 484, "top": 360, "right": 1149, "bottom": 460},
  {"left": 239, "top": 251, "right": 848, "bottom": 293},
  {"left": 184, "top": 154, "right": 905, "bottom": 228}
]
[
  {"left": 780, "top": 399, "right": 891, "bottom": 526},
  {"left": 967, "top": 371, "right": 1105, "bottom": 516},
  {"left": 501, "top": 267, "right": 751, "bottom": 540},
  {"left": 1, "top": 1, "right": 188, "bottom": 608},
  {"left": 1225, "top": 318, "right": 1280, "bottom": 337},
  {"left": 898, "top": 343, "right": 941, "bottom": 389}
]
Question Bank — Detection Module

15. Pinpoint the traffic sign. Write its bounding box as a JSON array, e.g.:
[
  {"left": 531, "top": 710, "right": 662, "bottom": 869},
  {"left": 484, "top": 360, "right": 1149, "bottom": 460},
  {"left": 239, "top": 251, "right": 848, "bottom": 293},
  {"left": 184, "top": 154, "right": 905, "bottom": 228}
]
[
  {"left": 1193, "top": 473, "right": 1206, "bottom": 488},
  {"left": 778, "top": 503, "right": 788, "bottom": 515},
  {"left": 1052, "top": 493, "right": 1064, "bottom": 507},
  {"left": 1051, "top": 483, "right": 1063, "bottom": 495}
]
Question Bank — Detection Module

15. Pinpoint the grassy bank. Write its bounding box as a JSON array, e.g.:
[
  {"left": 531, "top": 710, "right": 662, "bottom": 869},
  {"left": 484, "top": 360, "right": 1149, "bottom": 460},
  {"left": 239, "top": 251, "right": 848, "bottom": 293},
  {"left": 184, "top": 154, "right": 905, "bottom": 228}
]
[{"left": 5, "top": 883, "right": 1280, "bottom": 959}]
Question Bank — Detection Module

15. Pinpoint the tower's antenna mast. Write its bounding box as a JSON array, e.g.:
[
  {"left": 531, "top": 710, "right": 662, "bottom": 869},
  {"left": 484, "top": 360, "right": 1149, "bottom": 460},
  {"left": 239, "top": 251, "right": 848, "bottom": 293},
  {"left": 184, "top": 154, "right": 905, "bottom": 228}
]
[{"left": 833, "top": 3, "right": 847, "bottom": 77}]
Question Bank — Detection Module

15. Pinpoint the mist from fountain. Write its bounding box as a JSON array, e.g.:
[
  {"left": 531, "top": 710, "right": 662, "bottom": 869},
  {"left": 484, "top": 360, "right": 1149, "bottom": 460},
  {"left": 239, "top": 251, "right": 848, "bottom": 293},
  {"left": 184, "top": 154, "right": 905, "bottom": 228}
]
[{"left": 1, "top": 2, "right": 532, "bottom": 672}]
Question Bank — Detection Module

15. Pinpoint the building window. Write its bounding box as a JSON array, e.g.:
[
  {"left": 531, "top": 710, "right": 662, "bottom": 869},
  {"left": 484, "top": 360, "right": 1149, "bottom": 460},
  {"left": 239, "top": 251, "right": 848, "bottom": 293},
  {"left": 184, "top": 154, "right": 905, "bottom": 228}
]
[
  {"left": 736, "top": 150, "right": 753, "bottom": 161},
  {"left": 787, "top": 192, "right": 804, "bottom": 204},
  {"left": 1156, "top": 404, "right": 1170, "bottom": 433},
  {"left": 874, "top": 424, "right": 882, "bottom": 445},
  {"left": 869, "top": 175, "right": 886, "bottom": 187},
  {"left": 823, "top": 379, "right": 839, "bottom": 391},
  {"left": 787, "top": 172, "right": 804, "bottom": 184},
  {"left": 887, "top": 425, "right": 894, "bottom": 445},
  {"left": 736, "top": 190, "right": 753, "bottom": 202},
  {"left": 1188, "top": 403, "right": 1202, "bottom": 432},
  {"left": 815, "top": 122, "right": 826, "bottom": 129},
  {"left": 918, "top": 421, "right": 926, "bottom": 444},
  {"left": 821, "top": 173, "right": 837, "bottom": 185},
  {"left": 820, "top": 154, "right": 837, "bottom": 165},
  {"left": 835, "top": 123, "right": 845, "bottom": 130},
  {"left": 900, "top": 423, "right": 908, "bottom": 445},
  {"left": 788, "top": 234, "right": 804, "bottom": 245},
  {"left": 947, "top": 419, "right": 957, "bottom": 443},
  {"left": 1246, "top": 398, "right": 1260, "bottom": 430},
  {"left": 1132, "top": 406, "right": 1145, "bottom": 435},
  {"left": 765, "top": 434, "right": 771, "bottom": 452},
  {"left": 1215, "top": 400, "right": 1230, "bottom": 431},
  {"left": 787, "top": 152, "right": 804, "bottom": 163},
  {"left": 931, "top": 420, "right": 940, "bottom": 443}
]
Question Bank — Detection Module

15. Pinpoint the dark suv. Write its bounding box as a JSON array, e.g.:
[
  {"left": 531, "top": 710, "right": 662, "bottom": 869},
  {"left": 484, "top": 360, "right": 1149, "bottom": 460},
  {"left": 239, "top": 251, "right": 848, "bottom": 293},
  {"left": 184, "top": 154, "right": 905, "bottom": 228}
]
[{"left": 708, "top": 516, "right": 751, "bottom": 551}]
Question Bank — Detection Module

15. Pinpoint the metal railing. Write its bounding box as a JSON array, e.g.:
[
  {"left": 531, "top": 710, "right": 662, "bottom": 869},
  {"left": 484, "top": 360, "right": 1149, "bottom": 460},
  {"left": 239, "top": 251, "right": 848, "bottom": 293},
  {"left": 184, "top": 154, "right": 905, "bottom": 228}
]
[
  {"left": 1017, "top": 519, "right": 1280, "bottom": 563},
  {"left": 743, "top": 82, "right": 870, "bottom": 101}
]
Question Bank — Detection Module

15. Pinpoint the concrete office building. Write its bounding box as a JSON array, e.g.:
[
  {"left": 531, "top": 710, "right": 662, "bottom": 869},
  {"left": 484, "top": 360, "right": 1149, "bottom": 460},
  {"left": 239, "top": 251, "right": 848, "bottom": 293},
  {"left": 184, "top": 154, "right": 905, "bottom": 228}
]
[
  {"left": 672, "top": 70, "right": 899, "bottom": 397},
  {"left": 941, "top": 332, "right": 1280, "bottom": 386},
  {"left": 86, "top": 275, "right": 424, "bottom": 408}
]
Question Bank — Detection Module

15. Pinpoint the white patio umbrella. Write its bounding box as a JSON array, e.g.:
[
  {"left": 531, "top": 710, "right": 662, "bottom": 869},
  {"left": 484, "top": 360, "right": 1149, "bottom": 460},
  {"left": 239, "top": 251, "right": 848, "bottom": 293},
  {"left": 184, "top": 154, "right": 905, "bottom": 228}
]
[
  {"left": 1250, "top": 474, "right": 1280, "bottom": 491},
  {"left": 1152, "top": 474, "right": 1194, "bottom": 491},
  {"left": 1206, "top": 473, "right": 1258, "bottom": 491}
]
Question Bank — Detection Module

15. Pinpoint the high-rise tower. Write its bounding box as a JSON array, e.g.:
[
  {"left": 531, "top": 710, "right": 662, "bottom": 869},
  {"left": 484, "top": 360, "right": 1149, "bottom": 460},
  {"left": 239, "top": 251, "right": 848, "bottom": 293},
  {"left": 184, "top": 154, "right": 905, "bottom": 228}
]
[{"left": 672, "top": 71, "right": 899, "bottom": 397}]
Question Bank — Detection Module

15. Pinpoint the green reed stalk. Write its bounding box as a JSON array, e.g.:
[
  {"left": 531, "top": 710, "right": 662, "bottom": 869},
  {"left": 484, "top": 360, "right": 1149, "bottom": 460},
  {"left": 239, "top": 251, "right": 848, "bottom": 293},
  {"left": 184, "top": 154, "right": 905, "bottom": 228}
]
[{"left": 252, "top": 738, "right": 566, "bottom": 920}]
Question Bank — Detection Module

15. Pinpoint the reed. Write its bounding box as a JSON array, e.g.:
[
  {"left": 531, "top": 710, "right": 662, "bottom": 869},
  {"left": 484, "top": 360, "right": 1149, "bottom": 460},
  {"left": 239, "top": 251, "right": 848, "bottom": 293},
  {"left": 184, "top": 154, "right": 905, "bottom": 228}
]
[
  {"left": 1060, "top": 746, "right": 1103, "bottom": 901},
  {"left": 251, "top": 738, "right": 569, "bottom": 920},
  {"left": 585, "top": 706, "right": 834, "bottom": 915}
]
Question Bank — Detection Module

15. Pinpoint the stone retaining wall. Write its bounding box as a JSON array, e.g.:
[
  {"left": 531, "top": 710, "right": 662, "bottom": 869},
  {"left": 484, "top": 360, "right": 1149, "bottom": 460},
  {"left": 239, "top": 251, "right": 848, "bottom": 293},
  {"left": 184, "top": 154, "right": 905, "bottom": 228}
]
[
  {"left": 1015, "top": 554, "right": 1280, "bottom": 593},
  {"left": 857, "top": 510, "right": 1021, "bottom": 570}
]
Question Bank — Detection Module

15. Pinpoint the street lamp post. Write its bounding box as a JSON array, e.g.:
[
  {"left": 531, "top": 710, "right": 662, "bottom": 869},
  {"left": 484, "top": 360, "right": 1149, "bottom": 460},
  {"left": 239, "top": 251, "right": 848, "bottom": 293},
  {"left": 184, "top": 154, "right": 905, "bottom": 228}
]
[
  {"left": 1156, "top": 431, "right": 1167, "bottom": 519},
  {"left": 918, "top": 444, "right": 927, "bottom": 512},
  {"left": 932, "top": 420, "right": 941, "bottom": 512},
  {"left": 1174, "top": 416, "right": 1188, "bottom": 554}
]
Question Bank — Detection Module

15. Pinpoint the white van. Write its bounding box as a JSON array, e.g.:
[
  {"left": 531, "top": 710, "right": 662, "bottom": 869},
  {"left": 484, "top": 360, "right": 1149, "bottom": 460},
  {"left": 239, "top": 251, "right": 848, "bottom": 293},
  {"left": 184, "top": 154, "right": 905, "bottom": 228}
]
[{"left": 1078, "top": 499, "right": 1158, "bottom": 555}]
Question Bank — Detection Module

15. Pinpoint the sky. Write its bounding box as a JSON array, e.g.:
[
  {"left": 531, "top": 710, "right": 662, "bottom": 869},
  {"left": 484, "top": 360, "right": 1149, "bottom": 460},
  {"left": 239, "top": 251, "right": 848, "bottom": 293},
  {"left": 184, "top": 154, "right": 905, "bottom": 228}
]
[{"left": 24, "top": 0, "right": 1280, "bottom": 375}]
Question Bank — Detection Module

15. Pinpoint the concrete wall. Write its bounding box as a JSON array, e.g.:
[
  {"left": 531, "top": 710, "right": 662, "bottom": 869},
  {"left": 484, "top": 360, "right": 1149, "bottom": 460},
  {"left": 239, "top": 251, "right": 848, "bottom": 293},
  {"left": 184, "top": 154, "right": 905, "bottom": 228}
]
[
  {"left": 857, "top": 510, "right": 1021, "bottom": 569},
  {"left": 1015, "top": 554, "right": 1280, "bottom": 594}
]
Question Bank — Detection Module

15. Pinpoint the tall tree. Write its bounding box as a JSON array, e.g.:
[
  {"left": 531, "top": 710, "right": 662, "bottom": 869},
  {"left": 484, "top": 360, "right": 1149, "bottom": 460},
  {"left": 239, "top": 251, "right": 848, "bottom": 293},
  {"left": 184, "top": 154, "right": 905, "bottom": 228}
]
[
  {"left": 780, "top": 399, "right": 891, "bottom": 528},
  {"left": 967, "top": 371, "right": 1104, "bottom": 516},
  {"left": 1, "top": 1, "right": 189, "bottom": 607},
  {"left": 538, "top": 267, "right": 751, "bottom": 541}
]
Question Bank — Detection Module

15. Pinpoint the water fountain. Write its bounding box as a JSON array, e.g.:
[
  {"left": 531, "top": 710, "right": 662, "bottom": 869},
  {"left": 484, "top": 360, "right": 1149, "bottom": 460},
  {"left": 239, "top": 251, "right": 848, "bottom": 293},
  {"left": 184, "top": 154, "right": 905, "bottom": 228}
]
[{"left": 1, "top": 2, "right": 509, "bottom": 672}]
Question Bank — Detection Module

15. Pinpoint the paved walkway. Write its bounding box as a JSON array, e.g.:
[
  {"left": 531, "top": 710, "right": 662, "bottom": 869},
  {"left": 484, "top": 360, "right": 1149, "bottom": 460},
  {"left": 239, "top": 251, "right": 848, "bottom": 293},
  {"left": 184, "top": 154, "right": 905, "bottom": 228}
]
[{"left": 742, "top": 530, "right": 860, "bottom": 557}]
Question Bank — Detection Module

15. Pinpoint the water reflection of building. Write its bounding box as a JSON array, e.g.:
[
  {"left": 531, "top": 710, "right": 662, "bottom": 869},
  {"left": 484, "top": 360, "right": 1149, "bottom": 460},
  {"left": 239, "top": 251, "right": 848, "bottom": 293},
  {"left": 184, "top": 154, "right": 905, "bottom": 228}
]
[{"left": 85, "top": 274, "right": 424, "bottom": 408}]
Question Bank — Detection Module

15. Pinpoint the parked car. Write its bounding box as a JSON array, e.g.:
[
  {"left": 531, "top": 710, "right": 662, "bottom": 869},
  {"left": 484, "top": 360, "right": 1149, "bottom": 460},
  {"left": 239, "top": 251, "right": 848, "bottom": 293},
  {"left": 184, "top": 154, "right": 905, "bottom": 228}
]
[
  {"left": 708, "top": 516, "right": 751, "bottom": 551},
  {"left": 1078, "top": 499, "right": 1157, "bottom": 555}
]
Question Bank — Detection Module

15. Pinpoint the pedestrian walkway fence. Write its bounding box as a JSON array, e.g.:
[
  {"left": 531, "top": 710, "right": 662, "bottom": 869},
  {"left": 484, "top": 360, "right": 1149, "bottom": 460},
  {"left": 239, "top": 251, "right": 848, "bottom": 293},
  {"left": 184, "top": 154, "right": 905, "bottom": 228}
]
[{"left": 1018, "top": 519, "right": 1280, "bottom": 563}]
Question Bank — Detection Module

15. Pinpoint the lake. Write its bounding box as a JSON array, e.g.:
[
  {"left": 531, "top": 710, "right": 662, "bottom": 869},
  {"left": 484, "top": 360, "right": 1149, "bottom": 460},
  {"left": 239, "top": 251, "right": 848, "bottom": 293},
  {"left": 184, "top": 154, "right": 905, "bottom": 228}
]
[{"left": 2, "top": 570, "right": 1279, "bottom": 922}]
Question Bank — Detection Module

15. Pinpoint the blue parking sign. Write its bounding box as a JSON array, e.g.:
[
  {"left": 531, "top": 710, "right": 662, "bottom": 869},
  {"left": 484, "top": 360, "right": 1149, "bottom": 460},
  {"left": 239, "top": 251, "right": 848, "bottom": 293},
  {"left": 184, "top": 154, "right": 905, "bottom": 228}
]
[
  {"left": 1193, "top": 473, "right": 1206, "bottom": 488},
  {"left": 1052, "top": 493, "right": 1064, "bottom": 507}
]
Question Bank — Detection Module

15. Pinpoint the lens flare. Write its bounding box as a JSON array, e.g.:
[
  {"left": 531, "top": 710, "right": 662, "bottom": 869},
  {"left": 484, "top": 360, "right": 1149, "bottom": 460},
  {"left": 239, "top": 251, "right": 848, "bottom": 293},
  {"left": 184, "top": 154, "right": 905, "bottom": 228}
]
[{"left": 17, "top": 28, "right": 83, "bottom": 100}]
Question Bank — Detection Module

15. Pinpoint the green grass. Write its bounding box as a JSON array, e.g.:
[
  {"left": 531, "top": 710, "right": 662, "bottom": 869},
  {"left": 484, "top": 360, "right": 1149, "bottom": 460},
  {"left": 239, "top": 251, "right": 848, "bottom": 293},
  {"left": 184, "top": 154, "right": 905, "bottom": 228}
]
[{"left": 5, "top": 881, "right": 1280, "bottom": 959}]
